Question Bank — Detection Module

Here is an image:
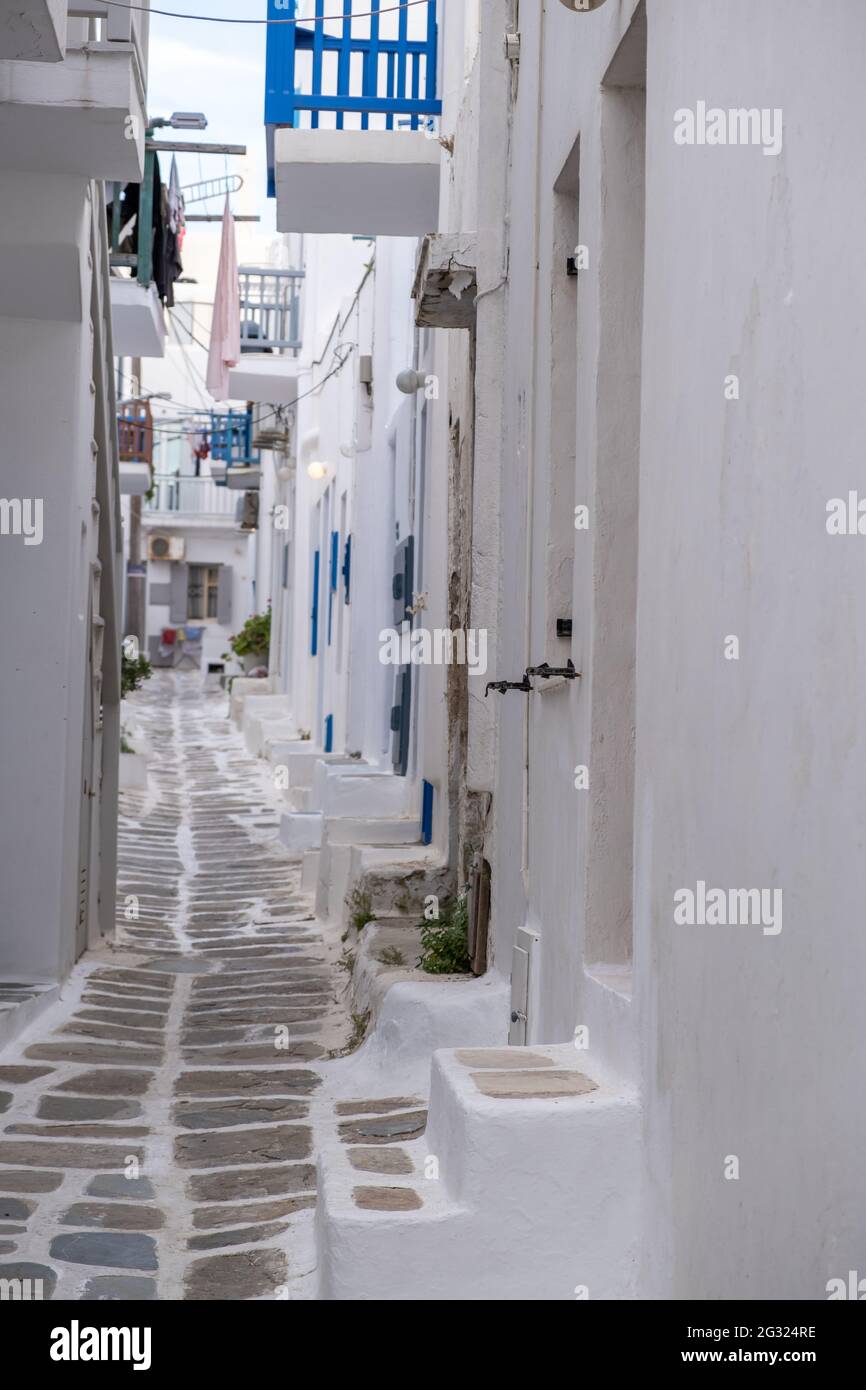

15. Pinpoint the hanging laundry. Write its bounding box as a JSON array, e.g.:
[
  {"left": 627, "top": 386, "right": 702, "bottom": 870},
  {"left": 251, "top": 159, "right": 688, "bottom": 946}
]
[
  {"left": 167, "top": 156, "right": 186, "bottom": 251},
  {"left": 206, "top": 196, "right": 241, "bottom": 402}
]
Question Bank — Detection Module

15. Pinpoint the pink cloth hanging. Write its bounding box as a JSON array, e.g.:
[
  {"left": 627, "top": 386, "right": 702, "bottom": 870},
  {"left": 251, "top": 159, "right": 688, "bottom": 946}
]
[{"left": 206, "top": 196, "right": 240, "bottom": 401}]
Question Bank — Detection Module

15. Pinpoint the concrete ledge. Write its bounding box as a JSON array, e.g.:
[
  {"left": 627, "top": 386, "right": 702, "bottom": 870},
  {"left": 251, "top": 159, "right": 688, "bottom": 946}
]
[
  {"left": 278, "top": 811, "right": 323, "bottom": 856},
  {"left": 229, "top": 676, "right": 272, "bottom": 726},
  {"left": 110, "top": 279, "right": 166, "bottom": 359},
  {"left": 118, "top": 751, "right": 147, "bottom": 790}
]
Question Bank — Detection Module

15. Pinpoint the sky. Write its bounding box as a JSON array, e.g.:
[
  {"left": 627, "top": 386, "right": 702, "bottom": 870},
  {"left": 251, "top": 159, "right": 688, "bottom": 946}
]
[{"left": 145, "top": 0, "right": 282, "bottom": 282}]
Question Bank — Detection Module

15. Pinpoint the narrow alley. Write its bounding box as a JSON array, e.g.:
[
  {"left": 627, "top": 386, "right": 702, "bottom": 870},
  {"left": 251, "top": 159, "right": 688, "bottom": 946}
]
[
  {"left": 2, "top": 0, "right": 865, "bottom": 1328},
  {"left": 0, "top": 674, "right": 424, "bottom": 1300}
]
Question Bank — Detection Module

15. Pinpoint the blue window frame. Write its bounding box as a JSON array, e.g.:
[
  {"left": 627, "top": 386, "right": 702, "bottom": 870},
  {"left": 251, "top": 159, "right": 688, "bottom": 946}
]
[{"left": 324, "top": 713, "right": 334, "bottom": 753}]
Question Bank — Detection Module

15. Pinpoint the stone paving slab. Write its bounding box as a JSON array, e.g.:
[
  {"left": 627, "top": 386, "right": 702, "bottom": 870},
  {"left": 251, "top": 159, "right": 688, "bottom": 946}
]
[{"left": 0, "top": 673, "right": 350, "bottom": 1301}]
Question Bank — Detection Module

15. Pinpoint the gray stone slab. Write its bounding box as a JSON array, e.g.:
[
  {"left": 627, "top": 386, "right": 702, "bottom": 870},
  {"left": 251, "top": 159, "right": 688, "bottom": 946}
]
[
  {"left": 336, "top": 1097, "right": 423, "bottom": 1117},
  {"left": 0, "top": 1198, "right": 34, "bottom": 1220},
  {"left": 0, "top": 1092, "right": 11, "bottom": 1114},
  {"left": 0, "top": 1170, "right": 63, "bottom": 1193},
  {"left": 6, "top": 1124, "right": 149, "bottom": 1140},
  {"left": 191, "top": 1195, "right": 315, "bottom": 1229},
  {"left": 49, "top": 1232, "right": 158, "bottom": 1271},
  {"left": 0, "top": 1142, "right": 143, "bottom": 1169},
  {"left": 37, "top": 1097, "right": 143, "bottom": 1122},
  {"left": 188, "top": 1164, "right": 316, "bottom": 1203},
  {"left": 26, "top": 1043, "right": 162, "bottom": 1066},
  {"left": 187, "top": 1221, "right": 289, "bottom": 1251},
  {"left": 52, "top": 1070, "right": 154, "bottom": 1097},
  {"left": 184, "top": 1248, "right": 287, "bottom": 1301},
  {"left": 347, "top": 1146, "right": 415, "bottom": 1175},
  {"left": 352, "top": 1186, "right": 423, "bottom": 1212},
  {"left": 338, "top": 1110, "right": 427, "bottom": 1144},
  {"left": 181, "top": 1043, "right": 325, "bottom": 1064},
  {"left": 82, "top": 1275, "right": 157, "bottom": 1301},
  {"left": 175, "top": 1124, "right": 311, "bottom": 1169},
  {"left": 173, "top": 1099, "right": 308, "bottom": 1130},
  {"left": 60, "top": 1203, "right": 165, "bottom": 1231},
  {"left": 0, "top": 1262, "right": 56, "bottom": 1298},
  {"left": 0, "top": 1067, "right": 54, "bottom": 1085},
  {"left": 86, "top": 1175, "right": 156, "bottom": 1201}
]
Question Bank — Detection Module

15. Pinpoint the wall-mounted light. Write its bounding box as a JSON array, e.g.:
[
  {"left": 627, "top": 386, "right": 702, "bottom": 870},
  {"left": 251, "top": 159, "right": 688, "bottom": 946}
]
[
  {"left": 559, "top": 0, "right": 608, "bottom": 10},
  {"left": 396, "top": 369, "right": 425, "bottom": 394},
  {"left": 307, "top": 461, "right": 329, "bottom": 481}
]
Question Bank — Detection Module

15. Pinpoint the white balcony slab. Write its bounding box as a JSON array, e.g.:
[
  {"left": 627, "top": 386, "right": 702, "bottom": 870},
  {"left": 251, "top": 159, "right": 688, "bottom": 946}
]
[
  {"left": 0, "top": 47, "right": 145, "bottom": 180},
  {"left": 119, "top": 461, "right": 151, "bottom": 496},
  {"left": 275, "top": 129, "right": 440, "bottom": 237},
  {"left": 228, "top": 355, "right": 301, "bottom": 406},
  {"left": 0, "top": 0, "right": 65, "bottom": 62},
  {"left": 110, "top": 279, "right": 166, "bottom": 358}
]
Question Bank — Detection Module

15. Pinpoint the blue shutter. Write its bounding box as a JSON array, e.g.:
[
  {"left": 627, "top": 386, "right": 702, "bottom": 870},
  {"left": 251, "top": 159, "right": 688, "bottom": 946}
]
[
  {"left": 311, "top": 549, "right": 320, "bottom": 656},
  {"left": 421, "top": 780, "right": 434, "bottom": 845},
  {"left": 328, "top": 529, "right": 339, "bottom": 645},
  {"left": 324, "top": 714, "right": 334, "bottom": 753},
  {"left": 342, "top": 534, "right": 352, "bottom": 603}
]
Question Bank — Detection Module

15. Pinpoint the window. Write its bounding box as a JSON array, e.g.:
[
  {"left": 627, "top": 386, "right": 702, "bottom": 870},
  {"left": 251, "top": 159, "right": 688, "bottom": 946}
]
[{"left": 187, "top": 565, "right": 221, "bottom": 621}]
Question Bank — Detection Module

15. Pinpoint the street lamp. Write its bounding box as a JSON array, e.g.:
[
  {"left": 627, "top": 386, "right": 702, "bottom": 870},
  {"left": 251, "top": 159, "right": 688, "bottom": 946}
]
[{"left": 148, "top": 113, "right": 209, "bottom": 130}]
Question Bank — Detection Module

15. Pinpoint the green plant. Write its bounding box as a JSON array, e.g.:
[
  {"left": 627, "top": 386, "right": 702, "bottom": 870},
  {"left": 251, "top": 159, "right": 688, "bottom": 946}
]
[
  {"left": 378, "top": 945, "right": 406, "bottom": 968},
  {"left": 417, "top": 896, "right": 471, "bottom": 975},
  {"left": 337, "top": 950, "right": 355, "bottom": 974},
  {"left": 327, "top": 1009, "right": 371, "bottom": 1060},
  {"left": 121, "top": 648, "right": 152, "bottom": 698},
  {"left": 120, "top": 734, "right": 134, "bottom": 755},
  {"left": 347, "top": 887, "right": 375, "bottom": 933},
  {"left": 298, "top": 729, "right": 311, "bottom": 742},
  {"left": 226, "top": 606, "right": 271, "bottom": 659}
]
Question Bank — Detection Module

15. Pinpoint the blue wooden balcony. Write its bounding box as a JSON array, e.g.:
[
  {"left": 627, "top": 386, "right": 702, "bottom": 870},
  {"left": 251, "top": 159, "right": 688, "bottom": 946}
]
[
  {"left": 265, "top": 0, "right": 442, "bottom": 235},
  {"left": 209, "top": 410, "right": 258, "bottom": 486}
]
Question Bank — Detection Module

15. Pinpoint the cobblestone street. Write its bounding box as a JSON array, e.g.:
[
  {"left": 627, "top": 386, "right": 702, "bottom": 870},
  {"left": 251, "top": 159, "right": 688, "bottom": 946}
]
[{"left": 0, "top": 674, "right": 347, "bottom": 1300}]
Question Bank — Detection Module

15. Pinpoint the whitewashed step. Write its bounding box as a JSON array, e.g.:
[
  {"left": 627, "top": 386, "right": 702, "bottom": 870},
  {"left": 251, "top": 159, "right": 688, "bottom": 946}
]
[
  {"left": 278, "top": 811, "right": 323, "bottom": 854},
  {"left": 325, "top": 816, "right": 422, "bottom": 847}
]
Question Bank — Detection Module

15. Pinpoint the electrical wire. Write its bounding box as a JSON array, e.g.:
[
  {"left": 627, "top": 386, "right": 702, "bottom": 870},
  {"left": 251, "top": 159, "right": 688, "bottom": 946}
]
[{"left": 100, "top": 0, "right": 433, "bottom": 26}]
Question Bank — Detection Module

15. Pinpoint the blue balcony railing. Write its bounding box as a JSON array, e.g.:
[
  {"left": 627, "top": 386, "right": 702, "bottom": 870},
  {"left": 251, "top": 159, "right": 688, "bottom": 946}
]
[
  {"left": 265, "top": 0, "right": 442, "bottom": 196},
  {"left": 209, "top": 409, "right": 257, "bottom": 472}
]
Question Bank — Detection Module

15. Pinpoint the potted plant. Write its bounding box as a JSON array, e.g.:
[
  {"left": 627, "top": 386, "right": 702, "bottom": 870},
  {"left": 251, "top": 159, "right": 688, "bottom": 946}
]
[{"left": 224, "top": 606, "right": 271, "bottom": 673}]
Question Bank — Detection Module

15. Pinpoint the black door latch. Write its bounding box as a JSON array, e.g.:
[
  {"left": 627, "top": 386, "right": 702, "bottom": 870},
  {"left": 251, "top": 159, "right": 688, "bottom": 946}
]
[
  {"left": 484, "top": 674, "right": 533, "bottom": 698},
  {"left": 525, "top": 660, "right": 580, "bottom": 681}
]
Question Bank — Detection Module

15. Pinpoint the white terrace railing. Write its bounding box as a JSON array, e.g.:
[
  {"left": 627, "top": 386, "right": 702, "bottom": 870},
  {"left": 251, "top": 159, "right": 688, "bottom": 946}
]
[
  {"left": 146, "top": 475, "right": 238, "bottom": 519},
  {"left": 67, "top": 1, "right": 149, "bottom": 73}
]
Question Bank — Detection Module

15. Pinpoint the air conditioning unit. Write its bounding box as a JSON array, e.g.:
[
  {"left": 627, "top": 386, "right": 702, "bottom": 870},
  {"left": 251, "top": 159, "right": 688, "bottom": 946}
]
[{"left": 147, "top": 534, "right": 185, "bottom": 562}]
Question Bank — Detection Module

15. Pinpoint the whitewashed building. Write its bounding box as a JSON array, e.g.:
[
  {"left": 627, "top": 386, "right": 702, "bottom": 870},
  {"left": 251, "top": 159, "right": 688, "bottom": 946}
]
[
  {"left": 0, "top": 2, "right": 148, "bottom": 1038},
  {"left": 263, "top": 0, "right": 866, "bottom": 1302}
]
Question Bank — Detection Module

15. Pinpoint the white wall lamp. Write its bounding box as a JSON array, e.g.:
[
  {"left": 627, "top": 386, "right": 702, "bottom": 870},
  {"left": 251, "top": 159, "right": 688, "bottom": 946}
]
[
  {"left": 306, "top": 460, "right": 330, "bottom": 481},
  {"left": 396, "top": 369, "right": 426, "bottom": 394}
]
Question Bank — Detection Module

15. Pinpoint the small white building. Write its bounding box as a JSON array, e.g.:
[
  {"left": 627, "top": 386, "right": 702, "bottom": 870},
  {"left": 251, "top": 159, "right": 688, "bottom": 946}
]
[{"left": 0, "top": 2, "right": 148, "bottom": 1035}]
